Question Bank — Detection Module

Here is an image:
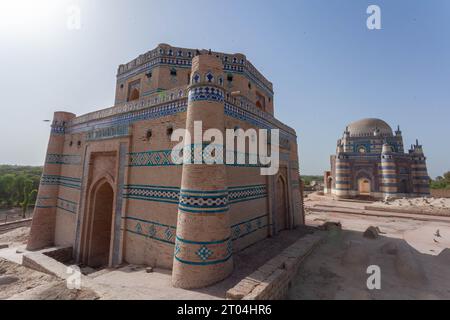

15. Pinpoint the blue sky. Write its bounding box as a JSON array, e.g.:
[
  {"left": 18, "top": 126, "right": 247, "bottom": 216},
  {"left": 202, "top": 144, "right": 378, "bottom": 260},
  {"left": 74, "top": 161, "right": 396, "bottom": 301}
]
[{"left": 0, "top": 0, "right": 449, "bottom": 177}]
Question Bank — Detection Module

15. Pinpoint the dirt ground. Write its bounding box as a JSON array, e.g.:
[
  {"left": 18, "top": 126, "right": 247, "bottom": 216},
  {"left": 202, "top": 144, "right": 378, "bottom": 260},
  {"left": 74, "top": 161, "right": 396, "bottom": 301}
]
[
  {"left": 0, "top": 225, "right": 314, "bottom": 300},
  {"left": 2, "top": 196, "right": 450, "bottom": 300},
  {"left": 0, "top": 258, "right": 98, "bottom": 300},
  {"left": 0, "top": 208, "right": 33, "bottom": 224},
  {"left": 288, "top": 196, "right": 450, "bottom": 300},
  {"left": 0, "top": 226, "right": 29, "bottom": 247}
]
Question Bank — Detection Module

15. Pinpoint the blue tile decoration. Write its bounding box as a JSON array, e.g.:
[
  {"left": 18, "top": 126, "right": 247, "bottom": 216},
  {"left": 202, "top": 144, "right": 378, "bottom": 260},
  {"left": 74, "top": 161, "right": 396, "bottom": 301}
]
[
  {"left": 228, "top": 184, "right": 267, "bottom": 204},
  {"left": 86, "top": 124, "right": 129, "bottom": 141},
  {"left": 128, "top": 150, "right": 175, "bottom": 167},
  {"left": 123, "top": 216, "right": 177, "bottom": 245},
  {"left": 178, "top": 189, "right": 229, "bottom": 214},
  {"left": 193, "top": 73, "right": 200, "bottom": 84},
  {"left": 123, "top": 184, "right": 267, "bottom": 208},
  {"left": 127, "top": 147, "right": 268, "bottom": 167},
  {"left": 231, "top": 214, "right": 268, "bottom": 241},
  {"left": 196, "top": 246, "right": 213, "bottom": 261},
  {"left": 122, "top": 213, "right": 268, "bottom": 255},
  {"left": 66, "top": 93, "right": 296, "bottom": 154},
  {"left": 188, "top": 86, "right": 224, "bottom": 102},
  {"left": 35, "top": 196, "right": 78, "bottom": 214},
  {"left": 123, "top": 185, "right": 180, "bottom": 204},
  {"left": 175, "top": 241, "right": 181, "bottom": 255},
  {"left": 35, "top": 196, "right": 56, "bottom": 209},
  {"left": 148, "top": 224, "right": 157, "bottom": 237},
  {"left": 232, "top": 225, "right": 241, "bottom": 239},
  {"left": 353, "top": 141, "right": 371, "bottom": 153},
  {"left": 205, "top": 72, "right": 214, "bottom": 83},
  {"left": 46, "top": 154, "right": 81, "bottom": 165},
  {"left": 68, "top": 100, "right": 188, "bottom": 134},
  {"left": 41, "top": 175, "right": 82, "bottom": 190},
  {"left": 174, "top": 235, "right": 232, "bottom": 266},
  {"left": 56, "top": 197, "right": 78, "bottom": 214},
  {"left": 224, "top": 102, "right": 295, "bottom": 141},
  {"left": 51, "top": 123, "right": 66, "bottom": 135},
  {"left": 226, "top": 240, "right": 233, "bottom": 256},
  {"left": 165, "top": 227, "right": 174, "bottom": 242},
  {"left": 135, "top": 222, "right": 143, "bottom": 234}
]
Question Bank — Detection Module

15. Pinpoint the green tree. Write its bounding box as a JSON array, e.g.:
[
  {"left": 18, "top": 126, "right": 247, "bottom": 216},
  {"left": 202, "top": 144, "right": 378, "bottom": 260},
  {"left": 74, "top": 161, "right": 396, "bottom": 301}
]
[
  {"left": 0, "top": 174, "right": 16, "bottom": 207},
  {"left": 20, "top": 179, "right": 37, "bottom": 218},
  {"left": 444, "top": 171, "right": 450, "bottom": 182},
  {"left": 0, "top": 166, "right": 42, "bottom": 208}
]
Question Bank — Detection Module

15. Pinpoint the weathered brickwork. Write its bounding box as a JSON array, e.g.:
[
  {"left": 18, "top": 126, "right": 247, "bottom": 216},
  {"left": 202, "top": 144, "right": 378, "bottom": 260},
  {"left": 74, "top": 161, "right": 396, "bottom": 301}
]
[
  {"left": 27, "top": 44, "right": 304, "bottom": 289},
  {"left": 226, "top": 233, "right": 324, "bottom": 300}
]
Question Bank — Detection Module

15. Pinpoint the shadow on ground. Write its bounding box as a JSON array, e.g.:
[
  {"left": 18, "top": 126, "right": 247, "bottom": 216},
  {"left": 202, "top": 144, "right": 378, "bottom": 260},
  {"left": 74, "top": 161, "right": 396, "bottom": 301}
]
[{"left": 288, "top": 227, "right": 450, "bottom": 300}]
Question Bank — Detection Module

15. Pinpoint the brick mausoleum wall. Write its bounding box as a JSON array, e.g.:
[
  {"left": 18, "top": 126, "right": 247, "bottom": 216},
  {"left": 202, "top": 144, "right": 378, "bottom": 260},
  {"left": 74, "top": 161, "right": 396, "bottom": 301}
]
[
  {"left": 122, "top": 113, "right": 186, "bottom": 269},
  {"left": 226, "top": 232, "right": 323, "bottom": 300},
  {"left": 431, "top": 189, "right": 450, "bottom": 198}
]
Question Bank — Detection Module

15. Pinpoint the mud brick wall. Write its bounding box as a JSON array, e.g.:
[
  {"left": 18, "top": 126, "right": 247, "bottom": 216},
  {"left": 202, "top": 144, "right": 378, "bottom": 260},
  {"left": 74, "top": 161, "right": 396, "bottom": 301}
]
[
  {"left": 226, "top": 232, "right": 323, "bottom": 300},
  {"left": 431, "top": 189, "right": 450, "bottom": 198}
]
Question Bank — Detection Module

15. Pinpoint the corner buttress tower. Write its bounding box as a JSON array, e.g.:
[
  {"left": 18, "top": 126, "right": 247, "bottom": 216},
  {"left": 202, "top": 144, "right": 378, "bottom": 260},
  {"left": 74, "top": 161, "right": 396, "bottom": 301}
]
[
  {"left": 27, "top": 112, "right": 76, "bottom": 250},
  {"left": 380, "top": 143, "right": 398, "bottom": 198},
  {"left": 172, "top": 54, "right": 233, "bottom": 288},
  {"left": 410, "top": 140, "right": 430, "bottom": 196}
]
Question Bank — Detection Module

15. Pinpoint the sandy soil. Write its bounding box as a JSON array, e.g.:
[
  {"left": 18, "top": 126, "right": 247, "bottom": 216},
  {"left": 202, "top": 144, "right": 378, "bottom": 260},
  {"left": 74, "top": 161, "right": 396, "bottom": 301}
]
[
  {"left": 289, "top": 198, "right": 450, "bottom": 300},
  {"left": 380, "top": 197, "right": 450, "bottom": 209},
  {"left": 373, "top": 197, "right": 450, "bottom": 216},
  {"left": 0, "top": 208, "right": 33, "bottom": 224},
  {"left": 0, "top": 225, "right": 314, "bottom": 300},
  {"left": 0, "top": 258, "right": 56, "bottom": 299},
  {"left": 0, "top": 227, "right": 29, "bottom": 247},
  {"left": 0, "top": 258, "right": 99, "bottom": 300}
]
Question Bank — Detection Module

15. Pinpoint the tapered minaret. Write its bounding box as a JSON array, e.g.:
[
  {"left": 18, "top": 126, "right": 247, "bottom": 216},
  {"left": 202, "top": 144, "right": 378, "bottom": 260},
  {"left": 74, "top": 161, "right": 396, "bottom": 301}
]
[
  {"left": 172, "top": 53, "right": 233, "bottom": 288},
  {"left": 380, "top": 143, "right": 398, "bottom": 198},
  {"left": 333, "top": 144, "right": 351, "bottom": 198},
  {"left": 27, "top": 111, "right": 75, "bottom": 250},
  {"left": 410, "top": 139, "right": 430, "bottom": 196}
]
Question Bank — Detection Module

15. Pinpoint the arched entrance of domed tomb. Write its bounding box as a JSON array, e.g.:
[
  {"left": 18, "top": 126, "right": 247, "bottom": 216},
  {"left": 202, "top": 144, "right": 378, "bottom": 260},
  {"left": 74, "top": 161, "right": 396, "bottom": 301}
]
[{"left": 358, "top": 178, "right": 371, "bottom": 195}]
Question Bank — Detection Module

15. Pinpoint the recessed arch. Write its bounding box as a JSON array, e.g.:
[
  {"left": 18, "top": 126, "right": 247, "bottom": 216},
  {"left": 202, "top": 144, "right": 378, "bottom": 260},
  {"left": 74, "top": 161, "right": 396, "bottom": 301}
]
[
  {"left": 80, "top": 177, "right": 115, "bottom": 267},
  {"left": 358, "top": 178, "right": 371, "bottom": 195},
  {"left": 275, "top": 174, "right": 288, "bottom": 232}
]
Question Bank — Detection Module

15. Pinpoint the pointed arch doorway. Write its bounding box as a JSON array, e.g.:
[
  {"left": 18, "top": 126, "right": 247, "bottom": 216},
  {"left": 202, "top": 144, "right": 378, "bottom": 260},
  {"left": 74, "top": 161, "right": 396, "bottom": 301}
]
[
  {"left": 275, "top": 175, "right": 288, "bottom": 233},
  {"left": 358, "top": 178, "right": 371, "bottom": 195},
  {"left": 80, "top": 180, "right": 115, "bottom": 267}
]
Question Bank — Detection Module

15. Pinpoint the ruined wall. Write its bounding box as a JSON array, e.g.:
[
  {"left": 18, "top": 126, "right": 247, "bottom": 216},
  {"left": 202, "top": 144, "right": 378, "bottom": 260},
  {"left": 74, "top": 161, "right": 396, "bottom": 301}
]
[{"left": 431, "top": 189, "right": 450, "bottom": 198}]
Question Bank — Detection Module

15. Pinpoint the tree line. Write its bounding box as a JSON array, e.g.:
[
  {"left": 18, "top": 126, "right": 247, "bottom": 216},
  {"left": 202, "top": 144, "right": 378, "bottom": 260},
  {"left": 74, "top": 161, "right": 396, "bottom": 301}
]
[
  {"left": 0, "top": 165, "right": 42, "bottom": 215},
  {"left": 430, "top": 171, "right": 450, "bottom": 189}
]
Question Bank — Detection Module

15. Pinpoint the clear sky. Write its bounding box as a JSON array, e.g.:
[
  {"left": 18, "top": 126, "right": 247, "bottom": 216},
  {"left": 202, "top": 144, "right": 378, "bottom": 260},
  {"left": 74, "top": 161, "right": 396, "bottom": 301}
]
[{"left": 0, "top": 0, "right": 449, "bottom": 178}]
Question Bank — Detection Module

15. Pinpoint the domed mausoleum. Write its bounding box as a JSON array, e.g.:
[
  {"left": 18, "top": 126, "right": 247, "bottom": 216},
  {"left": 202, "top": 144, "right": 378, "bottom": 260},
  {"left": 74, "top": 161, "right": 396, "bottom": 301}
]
[{"left": 324, "top": 118, "right": 430, "bottom": 199}]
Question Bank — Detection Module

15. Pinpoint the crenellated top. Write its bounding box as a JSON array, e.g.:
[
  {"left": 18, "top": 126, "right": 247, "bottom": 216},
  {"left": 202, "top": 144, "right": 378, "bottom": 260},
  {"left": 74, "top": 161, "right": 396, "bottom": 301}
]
[{"left": 116, "top": 44, "right": 273, "bottom": 95}]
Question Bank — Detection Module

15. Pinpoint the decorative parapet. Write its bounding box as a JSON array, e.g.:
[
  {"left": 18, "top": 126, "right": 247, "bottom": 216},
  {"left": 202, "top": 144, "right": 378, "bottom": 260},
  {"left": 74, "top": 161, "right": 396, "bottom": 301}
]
[
  {"left": 116, "top": 45, "right": 273, "bottom": 94},
  {"left": 67, "top": 88, "right": 296, "bottom": 140},
  {"left": 70, "top": 86, "right": 188, "bottom": 126}
]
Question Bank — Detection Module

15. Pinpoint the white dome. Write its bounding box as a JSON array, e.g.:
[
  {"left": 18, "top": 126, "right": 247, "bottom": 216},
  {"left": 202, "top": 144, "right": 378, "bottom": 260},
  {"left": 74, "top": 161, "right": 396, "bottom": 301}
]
[{"left": 346, "top": 118, "right": 393, "bottom": 137}]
